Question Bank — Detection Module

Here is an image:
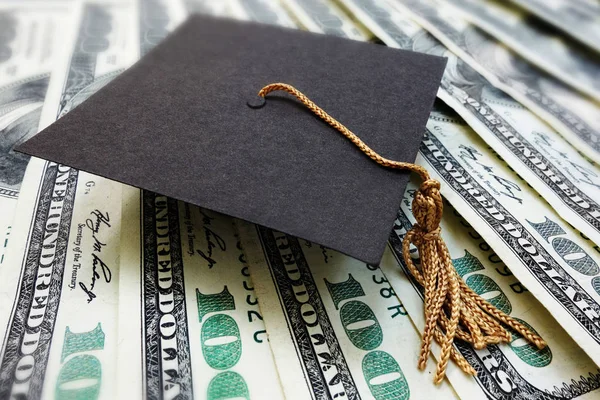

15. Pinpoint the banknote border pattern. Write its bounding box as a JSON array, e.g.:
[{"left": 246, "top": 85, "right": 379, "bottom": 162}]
[
  {"left": 256, "top": 226, "right": 360, "bottom": 400},
  {"left": 442, "top": 80, "right": 600, "bottom": 233},
  {"left": 141, "top": 192, "right": 193, "bottom": 400},
  {"left": 0, "top": 162, "right": 78, "bottom": 399}
]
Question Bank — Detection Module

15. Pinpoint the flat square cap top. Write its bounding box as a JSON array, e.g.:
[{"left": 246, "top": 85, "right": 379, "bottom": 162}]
[{"left": 17, "top": 15, "right": 446, "bottom": 265}]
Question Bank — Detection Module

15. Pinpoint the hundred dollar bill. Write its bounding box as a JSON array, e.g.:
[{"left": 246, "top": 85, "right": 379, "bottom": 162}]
[
  {"left": 389, "top": 0, "right": 600, "bottom": 166},
  {"left": 446, "top": 0, "right": 600, "bottom": 102},
  {"left": 0, "top": 1, "right": 137, "bottom": 398},
  {"left": 381, "top": 174, "right": 600, "bottom": 400},
  {"left": 280, "top": 0, "right": 368, "bottom": 40},
  {"left": 0, "top": 1, "right": 73, "bottom": 264},
  {"left": 506, "top": 0, "right": 600, "bottom": 53},
  {"left": 238, "top": 222, "right": 460, "bottom": 400},
  {"left": 339, "top": 0, "right": 600, "bottom": 254},
  {"left": 413, "top": 101, "right": 600, "bottom": 372},
  {"left": 117, "top": 188, "right": 285, "bottom": 399}
]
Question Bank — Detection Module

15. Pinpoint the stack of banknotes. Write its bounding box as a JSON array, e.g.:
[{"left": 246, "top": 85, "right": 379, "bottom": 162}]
[{"left": 1, "top": 0, "right": 600, "bottom": 398}]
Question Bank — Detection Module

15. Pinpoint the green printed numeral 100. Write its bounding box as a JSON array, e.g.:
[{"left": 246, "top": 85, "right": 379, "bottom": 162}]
[
  {"left": 55, "top": 323, "right": 105, "bottom": 399},
  {"left": 325, "top": 275, "right": 410, "bottom": 400},
  {"left": 197, "top": 287, "right": 250, "bottom": 400}
]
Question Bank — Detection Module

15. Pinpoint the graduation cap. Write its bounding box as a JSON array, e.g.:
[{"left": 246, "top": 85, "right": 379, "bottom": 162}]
[
  {"left": 16, "top": 15, "right": 545, "bottom": 382},
  {"left": 18, "top": 15, "right": 445, "bottom": 265}
]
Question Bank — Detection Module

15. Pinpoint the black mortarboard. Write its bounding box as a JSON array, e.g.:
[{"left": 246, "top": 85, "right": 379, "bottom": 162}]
[{"left": 16, "top": 15, "right": 446, "bottom": 265}]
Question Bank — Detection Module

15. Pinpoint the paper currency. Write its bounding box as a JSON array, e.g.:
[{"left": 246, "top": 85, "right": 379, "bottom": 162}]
[
  {"left": 339, "top": 0, "right": 600, "bottom": 258},
  {"left": 280, "top": 0, "right": 367, "bottom": 40},
  {"left": 0, "top": 1, "right": 73, "bottom": 264},
  {"left": 3, "top": 1, "right": 599, "bottom": 399},
  {"left": 413, "top": 100, "right": 600, "bottom": 371},
  {"left": 447, "top": 0, "right": 600, "bottom": 102},
  {"left": 382, "top": 175, "right": 600, "bottom": 400},
  {"left": 0, "top": 161, "right": 123, "bottom": 400},
  {"left": 117, "top": 188, "right": 285, "bottom": 399},
  {"left": 506, "top": 0, "right": 600, "bottom": 53},
  {"left": 0, "top": 1, "right": 136, "bottom": 398},
  {"left": 389, "top": 0, "right": 600, "bottom": 167},
  {"left": 238, "top": 221, "right": 460, "bottom": 399}
]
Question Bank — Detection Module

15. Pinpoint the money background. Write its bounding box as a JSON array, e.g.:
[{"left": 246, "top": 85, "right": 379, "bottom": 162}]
[{"left": 1, "top": 0, "right": 600, "bottom": 399}]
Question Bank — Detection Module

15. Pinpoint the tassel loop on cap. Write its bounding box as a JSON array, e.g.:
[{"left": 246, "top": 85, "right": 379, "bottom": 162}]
[{"left": 254, "top": 83, "right": 546, "bottom": 384}]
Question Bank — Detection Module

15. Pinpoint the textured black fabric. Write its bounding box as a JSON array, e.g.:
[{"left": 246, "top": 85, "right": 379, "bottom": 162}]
[{"left": 17, "top": 15, "right": 446, "bottom": 265}]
